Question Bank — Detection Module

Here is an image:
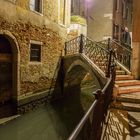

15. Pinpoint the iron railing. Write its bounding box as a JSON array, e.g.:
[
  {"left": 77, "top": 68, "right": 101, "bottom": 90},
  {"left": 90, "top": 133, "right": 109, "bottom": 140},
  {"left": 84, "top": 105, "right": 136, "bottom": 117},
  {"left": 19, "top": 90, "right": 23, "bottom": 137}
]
[
  {"left": 65, "top": 34, "right": 116, "bottom": 140},
  {"left": 96, "top": 38, "right": 110, "bottom": 50},
  {"left": 97, "top": 39, "right": 132, "bottom": 71},
  {"left": 68, "top": 65, "right": 116, "bottom": 140},
  {"left": 65, "top": 35, "right": 115, "bottom": 77},
  {"left": 65, "top": 36, "right": 81, "bottom": 55},
  {"left": 110, "top": 40, "right": 132, "bottom": 71}
]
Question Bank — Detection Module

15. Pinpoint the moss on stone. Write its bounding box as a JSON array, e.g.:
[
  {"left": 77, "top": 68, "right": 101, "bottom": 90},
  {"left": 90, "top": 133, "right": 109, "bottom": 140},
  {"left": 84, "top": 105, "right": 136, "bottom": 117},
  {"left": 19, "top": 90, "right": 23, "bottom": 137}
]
[{"left": 71, "top": 15, "right": 87, "bottom": 25}]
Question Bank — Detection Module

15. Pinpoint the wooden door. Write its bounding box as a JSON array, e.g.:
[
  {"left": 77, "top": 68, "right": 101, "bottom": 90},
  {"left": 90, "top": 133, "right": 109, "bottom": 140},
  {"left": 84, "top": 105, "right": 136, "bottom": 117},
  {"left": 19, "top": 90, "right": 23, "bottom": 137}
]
[{"left": 0, "top": 36, "right": 12, "bottom": 104}]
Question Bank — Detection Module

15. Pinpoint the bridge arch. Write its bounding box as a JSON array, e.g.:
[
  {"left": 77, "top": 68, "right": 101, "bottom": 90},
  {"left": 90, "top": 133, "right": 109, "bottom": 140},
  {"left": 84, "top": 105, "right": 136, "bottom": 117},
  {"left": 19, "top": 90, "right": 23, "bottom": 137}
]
[{"left": 64, "top": 58, "right": 107, "bottom": 90}]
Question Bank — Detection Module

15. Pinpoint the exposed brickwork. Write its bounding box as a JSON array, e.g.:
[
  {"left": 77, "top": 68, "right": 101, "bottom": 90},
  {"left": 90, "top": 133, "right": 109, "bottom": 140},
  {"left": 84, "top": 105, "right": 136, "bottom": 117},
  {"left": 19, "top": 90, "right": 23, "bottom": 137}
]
[{"left": 0, "top": 16, "right": 63, "bottom": 95}]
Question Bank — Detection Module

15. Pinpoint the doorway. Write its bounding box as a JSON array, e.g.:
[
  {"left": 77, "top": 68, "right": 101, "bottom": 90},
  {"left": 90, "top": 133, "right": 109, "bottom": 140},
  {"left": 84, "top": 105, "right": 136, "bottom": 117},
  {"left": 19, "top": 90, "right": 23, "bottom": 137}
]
[{"left": 0, "top": 35, "right": 12, "bottom": 104}]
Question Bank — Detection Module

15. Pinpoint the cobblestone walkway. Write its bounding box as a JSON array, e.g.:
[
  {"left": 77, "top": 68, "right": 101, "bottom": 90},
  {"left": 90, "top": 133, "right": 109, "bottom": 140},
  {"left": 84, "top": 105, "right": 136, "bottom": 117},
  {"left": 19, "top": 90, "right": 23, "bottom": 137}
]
[{"left": 103, "top": 109, "right": 140, "bottom": 140}]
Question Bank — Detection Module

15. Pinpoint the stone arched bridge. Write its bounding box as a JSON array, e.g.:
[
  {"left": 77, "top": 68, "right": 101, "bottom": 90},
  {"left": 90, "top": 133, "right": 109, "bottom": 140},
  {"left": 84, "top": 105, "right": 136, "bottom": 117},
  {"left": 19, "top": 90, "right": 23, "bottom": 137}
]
[{"left": 61, "top": 53, "right": 108, "bottom": 93}]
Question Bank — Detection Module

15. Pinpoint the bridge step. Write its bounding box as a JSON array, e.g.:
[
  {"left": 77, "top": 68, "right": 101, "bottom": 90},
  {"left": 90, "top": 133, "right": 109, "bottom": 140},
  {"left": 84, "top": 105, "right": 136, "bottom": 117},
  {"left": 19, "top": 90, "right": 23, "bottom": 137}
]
[
  {"left": 116, "top": 80, "right": 140, "bottom": 87},
  {"left": 111, "top": 101, "right": 140, "bottom": 112},
  {"left": 115, "top": 92, "right": 140, "bottom": 104},
  {"left": 112, "top": 64, "right": 140, "bottom": 111},
  {"left": 116, "top": 75, "right": 133, "bottom": 81},
  {"left": 116, "top": 70, "right": 126, "bottom": 75},
  {"left": 118, "top": 85, "right": 140, "bottom": 94}
]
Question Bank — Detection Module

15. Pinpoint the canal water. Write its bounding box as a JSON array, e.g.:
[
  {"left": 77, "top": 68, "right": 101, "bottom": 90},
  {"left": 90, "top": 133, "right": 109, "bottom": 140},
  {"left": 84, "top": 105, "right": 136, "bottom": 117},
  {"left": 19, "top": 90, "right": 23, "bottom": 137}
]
[{"left": 0, "top": 82, "right": 99, "bottom": 140}]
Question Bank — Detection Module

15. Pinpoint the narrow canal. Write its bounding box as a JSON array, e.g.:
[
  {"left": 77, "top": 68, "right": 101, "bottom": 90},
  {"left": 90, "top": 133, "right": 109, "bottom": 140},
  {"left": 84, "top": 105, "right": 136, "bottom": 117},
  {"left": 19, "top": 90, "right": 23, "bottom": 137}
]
[{"left": 0, "top": 81, "right": 99, "bottom": 140}]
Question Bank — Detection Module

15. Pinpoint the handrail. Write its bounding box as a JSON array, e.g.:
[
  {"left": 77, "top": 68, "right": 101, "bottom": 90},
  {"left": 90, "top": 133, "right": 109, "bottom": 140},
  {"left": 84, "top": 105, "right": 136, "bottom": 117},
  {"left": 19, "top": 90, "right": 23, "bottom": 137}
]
[
  {"left": 68, "top": 100, "right": 98, "bottom": 140},
  {"left": 66, "top": 34, "right": 116, "bottom": 140},
  {"left": 97, "top": 38, "right": 132, "bottom": 71},
  {"left": 65, "top": 34, "right": 114, "bottom": 77},
  {"left": 102, "top": 76, "right": 112, "bottom": 93},
  {"left": 111, "top": 40, "right": 132, "bottom": 53},
  {"left": 67, "top": 70, "right": 115, "bottom": 140},
  {"left": 86, "top": 37, "right": 110, "bottom": 53},
  {"left": 66, "top": 35, "right": 81, "bottom": 43},
  {"left": 68, "top": 75, "right": 113, "bottom": 140},
  {"left": 111, "top": 39, "right": 132, "bottom": 71}
]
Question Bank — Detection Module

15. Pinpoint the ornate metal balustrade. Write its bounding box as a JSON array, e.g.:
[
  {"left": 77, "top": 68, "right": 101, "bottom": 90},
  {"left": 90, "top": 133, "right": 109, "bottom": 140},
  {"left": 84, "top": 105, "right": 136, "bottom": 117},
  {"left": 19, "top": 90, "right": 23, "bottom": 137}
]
[
  {"left": 97, "top": 39, "right": 132, "bottom": 71},
  {"left": 68, "top": 66, "right": 116, "bottom": 140},
  {"left": 96, "top": 39, "right": 110, "bottom": 50},
  {"left": 64, "top": 36, "right": 81, "bottom": 55},
  {"left": 110, "top": 40, "right": 132, "bottom": 71},
  {"left": 65, "top": 34, "right": 116, "bottom": 140},
  {"left": 65, "top": 35, "right": 115, "bottom": 77}
]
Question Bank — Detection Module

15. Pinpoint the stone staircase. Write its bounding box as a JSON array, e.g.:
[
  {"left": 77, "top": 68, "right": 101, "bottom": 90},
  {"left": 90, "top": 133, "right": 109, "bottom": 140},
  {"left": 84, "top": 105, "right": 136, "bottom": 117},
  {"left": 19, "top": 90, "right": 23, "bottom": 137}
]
[{"left": 111, "top": 66, "right": 140, "bottom": 112}]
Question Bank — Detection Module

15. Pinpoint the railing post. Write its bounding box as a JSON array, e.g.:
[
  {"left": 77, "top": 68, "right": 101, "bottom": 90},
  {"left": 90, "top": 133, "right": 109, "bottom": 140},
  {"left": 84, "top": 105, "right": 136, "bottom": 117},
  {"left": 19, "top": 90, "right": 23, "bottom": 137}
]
[
  {"left": 111, "top": 63, "right": 116, "bottom": 82},
  {"left": 64, "top": 42, "right": 67, "bottom": 55},
  {"left": 108, "top": 38, "right": 111, "bottom": 50},
  {"left": 106, "top": 50, "right": 113, "bottom": 77},
  {"left": 79, "top": 34, "right": 84, "bottom": 53},
  {"left": 91, "top": 89, "right": 104, "bottom": 140}
]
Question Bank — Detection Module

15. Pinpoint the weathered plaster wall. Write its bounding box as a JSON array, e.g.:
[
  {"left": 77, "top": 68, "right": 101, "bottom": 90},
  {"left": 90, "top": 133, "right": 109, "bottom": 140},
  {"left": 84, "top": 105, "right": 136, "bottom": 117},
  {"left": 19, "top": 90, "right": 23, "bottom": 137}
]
[
  {"left": 87, "top": 0, "right": 113, "bottom": 41},
  {"left": 71, "top": 0, "right": 86, "bottom": 17},
  {"left": 0, "top": 16, "right": 62, "bottom": 95},
  {"left": 132, "top": 0, "right": 140, "bottom": 79},
  {"left": 0, "top": 0, "right": 68, "bottom": 39},
  {"left": 0, "top": 0, "right": 70, "bottom": 98}
]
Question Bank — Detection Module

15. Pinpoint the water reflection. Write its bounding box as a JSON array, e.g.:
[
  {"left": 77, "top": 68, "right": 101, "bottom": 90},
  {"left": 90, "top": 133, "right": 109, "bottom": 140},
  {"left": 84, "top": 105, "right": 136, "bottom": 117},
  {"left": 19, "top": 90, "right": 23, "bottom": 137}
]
[{"left": 0, "top": 84, "right": 97, "bottom": 140}]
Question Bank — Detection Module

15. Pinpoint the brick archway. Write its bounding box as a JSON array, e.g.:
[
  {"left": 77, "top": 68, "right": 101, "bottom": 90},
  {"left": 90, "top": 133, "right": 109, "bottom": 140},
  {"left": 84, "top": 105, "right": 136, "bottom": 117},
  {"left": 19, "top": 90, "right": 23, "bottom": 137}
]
[{"left": 0, "top": 30, "right": 20, "bottom": 104}]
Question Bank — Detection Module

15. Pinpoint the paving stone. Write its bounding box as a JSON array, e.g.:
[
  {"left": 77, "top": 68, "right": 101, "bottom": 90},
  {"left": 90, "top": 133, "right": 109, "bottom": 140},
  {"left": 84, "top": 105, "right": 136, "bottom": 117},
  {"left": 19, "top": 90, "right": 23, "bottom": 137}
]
[{"left": 103, "top": 109, "right": 140, "bottom": 140}]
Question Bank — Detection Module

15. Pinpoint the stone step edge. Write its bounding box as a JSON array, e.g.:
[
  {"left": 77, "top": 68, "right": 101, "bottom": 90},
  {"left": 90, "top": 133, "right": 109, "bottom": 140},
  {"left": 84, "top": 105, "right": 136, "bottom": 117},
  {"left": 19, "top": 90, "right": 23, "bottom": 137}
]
[
  {"left": 114, "top": 96, "right": 140, "bottom": 104},
  {"left": 111, "top": 102, "right": 140, "bottom": 112},
  {"left": 0, "top": 115, "right": 20, "bottom": 125},
  {"left": 116, "top": 80, "right": 140, "bottom": 84},
  {"left": 113, "top": 84, "right": 140, "bottom": 96},
  {"left": 118, "top": 86, "right": 140, "bottom": 94},
  {"left": 116, "top": 76, "right": 134, "bottom": 81}
]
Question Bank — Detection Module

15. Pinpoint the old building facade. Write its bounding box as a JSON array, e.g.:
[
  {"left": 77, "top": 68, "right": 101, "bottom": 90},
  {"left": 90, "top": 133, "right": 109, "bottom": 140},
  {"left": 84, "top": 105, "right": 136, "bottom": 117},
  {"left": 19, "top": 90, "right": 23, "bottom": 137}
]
[
  {"left": 87, "top": 0, "right": 113, "bottom": 41},
  {"left": 0, "top": 0, "right": 71, "bottom": 110},
  {"left": 113, "top": 0, "right": 132, "bottom": 45},
  {"left": 132, "top": 0, "right": 140, "bottom": 79},
  {"left": 71, "top": 0, "right": 86, "bottom": 17},
  {"left": 72, "top": 0, "right": 132, "bottom": 42}
]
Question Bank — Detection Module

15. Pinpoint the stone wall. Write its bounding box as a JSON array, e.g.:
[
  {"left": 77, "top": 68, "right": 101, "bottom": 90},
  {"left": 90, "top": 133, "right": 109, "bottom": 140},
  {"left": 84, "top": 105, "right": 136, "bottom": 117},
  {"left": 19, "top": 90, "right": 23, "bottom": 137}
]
[
  {"left": 15, "top": 0, "right": 59, "bottom": 22},
  {"left": 0, "top": 0, "right": 70, "bottom": 100},
  {"left": 71, "top": 0, "right": 86, "bottom": 17},
  {"left": 0, "top": 0, "right": 69, "bottom": 40},
  {"left": 0, "top": 16, "right": 63, "bottom": 95}
]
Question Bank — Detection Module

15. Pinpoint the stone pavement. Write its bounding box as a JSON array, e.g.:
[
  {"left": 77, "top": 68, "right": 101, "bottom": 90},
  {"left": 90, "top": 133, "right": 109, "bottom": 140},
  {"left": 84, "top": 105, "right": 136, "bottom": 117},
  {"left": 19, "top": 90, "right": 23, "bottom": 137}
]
[
  {"left": 102, "top": 109, "right": 140, "bottom": 140},
  {"left": 0, "top": 115, "right": 20, "bottom": 125}
]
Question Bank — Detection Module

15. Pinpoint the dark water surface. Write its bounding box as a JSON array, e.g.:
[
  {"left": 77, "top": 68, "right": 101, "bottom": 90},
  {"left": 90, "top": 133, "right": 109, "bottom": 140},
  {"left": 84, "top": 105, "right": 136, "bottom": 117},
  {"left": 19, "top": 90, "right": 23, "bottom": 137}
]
[{"left": 0, "top": 86, "right": 95, "bottom": 140}]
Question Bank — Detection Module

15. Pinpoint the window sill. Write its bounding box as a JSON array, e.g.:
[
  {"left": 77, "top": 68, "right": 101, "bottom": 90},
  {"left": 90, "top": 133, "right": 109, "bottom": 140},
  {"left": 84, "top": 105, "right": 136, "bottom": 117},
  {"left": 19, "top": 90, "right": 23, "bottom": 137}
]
[
  {"left": 30, "top": 10, "right": 43, "bottom": 16},
  {"left": 29, "top": 62, "right": 42, "bottom": 65},
  {"left": 59, "top": 23, "right": 66, "bottom": 28}
]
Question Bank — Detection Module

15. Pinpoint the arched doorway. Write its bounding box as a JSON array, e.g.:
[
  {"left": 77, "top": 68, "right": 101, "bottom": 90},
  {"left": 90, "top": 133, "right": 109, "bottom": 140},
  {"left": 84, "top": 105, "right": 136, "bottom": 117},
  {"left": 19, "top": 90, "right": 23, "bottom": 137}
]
[
  {"left": 0, "top": 32, "right": 20, "bottom": 118},
  {"left": 0, "top": 35, "right": 13, "bottom": 104}
]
